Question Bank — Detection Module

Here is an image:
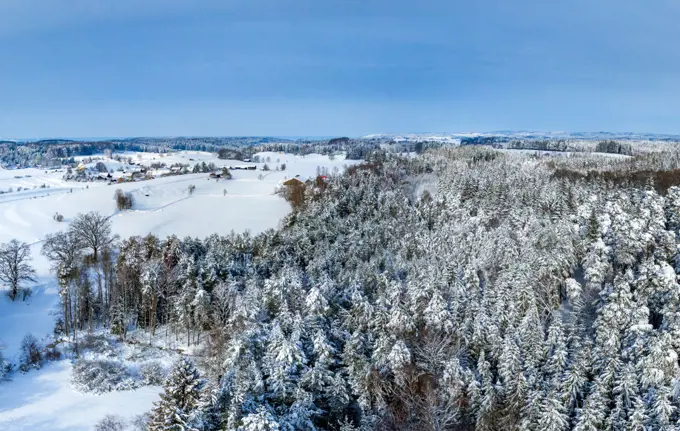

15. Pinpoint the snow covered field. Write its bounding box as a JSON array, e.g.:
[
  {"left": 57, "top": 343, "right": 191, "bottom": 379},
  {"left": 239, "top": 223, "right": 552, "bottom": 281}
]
[
  {"left": 0, "top": 151, "right": 351, "bottom": 244},
  {"left": 0, "top": 361, "right": 160, "bottom": 431},
  {"left": 0, "top": 150, "right": 357, "bottom": 431}
]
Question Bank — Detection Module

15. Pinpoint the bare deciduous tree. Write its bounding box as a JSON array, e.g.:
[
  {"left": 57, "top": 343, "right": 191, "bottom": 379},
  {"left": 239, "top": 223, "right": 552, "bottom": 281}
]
[
  {"left": 42, "top": 231, "right": 84, "bottom": 338},
  {"left": 42, "top": 231, "right": 83, "bottom": 273},
  {"left": 70, "top": 212, "right": 116, "bottom": 262},
  {"left": 0, "top": 239, "right": 36, "bottom": 301},
  {"left": 94, "top": 414, "right": 126, "bottom": 431},
  {"left": 19, "top": 333, "right": 43, "bottom": 371},
  {"left": 114, "top": 189, "right": 134, "bottom": 211}
]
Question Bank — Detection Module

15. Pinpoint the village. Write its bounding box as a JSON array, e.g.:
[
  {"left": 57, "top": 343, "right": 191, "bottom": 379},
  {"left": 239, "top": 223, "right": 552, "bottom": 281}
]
[
  {"left": 57, "top": 151, "right": 307, "bottom": 187},
  {"left": 0, "top": 149, "right": 340, "bottom": 210}
]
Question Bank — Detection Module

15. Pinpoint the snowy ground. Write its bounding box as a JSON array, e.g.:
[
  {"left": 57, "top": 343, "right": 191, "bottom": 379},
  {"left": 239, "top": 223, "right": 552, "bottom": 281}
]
[
  {"left": 0, "top": 151, "right": 352, "bottom": 244},
  {"left": 0, "top": 150, "right": 357, "bottom": 431},
  {"left": 0, "top": 361, "right": 159, "bottom": 431}
]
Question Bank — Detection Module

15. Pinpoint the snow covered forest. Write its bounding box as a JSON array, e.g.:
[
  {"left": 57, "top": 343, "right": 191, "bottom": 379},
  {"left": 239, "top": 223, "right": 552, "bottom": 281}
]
[
  {"left": 0, "top": 136, "right": 405, "bottom": 169},
  {"left": 7, "top": 143, "right": 680, "bottom": 430}
]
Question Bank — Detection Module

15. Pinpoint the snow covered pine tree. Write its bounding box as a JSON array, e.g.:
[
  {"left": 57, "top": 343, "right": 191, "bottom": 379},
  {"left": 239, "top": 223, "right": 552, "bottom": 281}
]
[{"left": 149, "top": 358, "right": 205, "bottom": 431}]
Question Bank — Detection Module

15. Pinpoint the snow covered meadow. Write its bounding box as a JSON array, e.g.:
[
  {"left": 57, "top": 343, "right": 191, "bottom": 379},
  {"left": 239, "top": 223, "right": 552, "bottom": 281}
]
[
  {"left": 0, "top": 151, "right": 348, "bottom": 244},
  {"left": 0, "top": 150, "right": 356, "bottom": 430}
]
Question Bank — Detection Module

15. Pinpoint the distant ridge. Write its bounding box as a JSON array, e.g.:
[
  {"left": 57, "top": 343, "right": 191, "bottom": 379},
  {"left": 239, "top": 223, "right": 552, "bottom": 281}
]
[
  {"left": 362, "top": 131, "right": 680, "bottom": 142},
  {"left": 4, "top": 132, "right": 680, "bottom": 146}
]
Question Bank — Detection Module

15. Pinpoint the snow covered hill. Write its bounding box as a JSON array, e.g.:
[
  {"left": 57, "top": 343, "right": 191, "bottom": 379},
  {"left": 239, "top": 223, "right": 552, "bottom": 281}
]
[{"left": 362, "top": 131, "right": 680, "bottom": 142}]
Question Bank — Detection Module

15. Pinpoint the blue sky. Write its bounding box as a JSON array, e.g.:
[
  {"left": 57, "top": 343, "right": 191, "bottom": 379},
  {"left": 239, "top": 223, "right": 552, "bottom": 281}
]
[{"left": 1, "top": 0, "right": 679, "bottom": 138}]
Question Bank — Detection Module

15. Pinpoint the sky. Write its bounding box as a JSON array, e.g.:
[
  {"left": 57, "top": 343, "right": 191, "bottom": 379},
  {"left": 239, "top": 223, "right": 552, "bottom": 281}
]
[{"left": 1, "top": 0, "right": 679, "bottom": 138}]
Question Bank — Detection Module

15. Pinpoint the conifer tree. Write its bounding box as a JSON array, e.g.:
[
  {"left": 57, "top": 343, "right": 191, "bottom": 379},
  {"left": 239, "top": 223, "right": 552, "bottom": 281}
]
[{"left": 149, "top": 358, "right": 205, "bottom": 431}]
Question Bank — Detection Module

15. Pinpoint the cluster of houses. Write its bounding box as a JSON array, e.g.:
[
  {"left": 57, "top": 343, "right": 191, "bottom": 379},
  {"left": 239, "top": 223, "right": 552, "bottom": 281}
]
[
  {"left": 67, "top": 160, "right": 155, "bottom": 184},
  {"left": 202, "top": 164, "right": 254, "bottom": 180},
  {"left": 65, "top": 156, "right": 290, "bottom": 186},
  {"left": 92, "top": 171, "right": 154, "bottom": 184}
]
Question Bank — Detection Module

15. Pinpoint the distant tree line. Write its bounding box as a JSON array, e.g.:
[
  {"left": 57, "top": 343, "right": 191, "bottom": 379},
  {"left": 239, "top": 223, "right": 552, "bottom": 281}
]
[{"left": 0, "top": 135, "right": 442, "bottom": 170}]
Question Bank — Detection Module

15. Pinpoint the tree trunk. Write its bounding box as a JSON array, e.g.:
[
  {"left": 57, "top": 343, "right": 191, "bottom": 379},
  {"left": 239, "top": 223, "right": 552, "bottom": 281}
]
[
  {"left": 63, "top": 292, "right": 70, "bottom": 339},
  {"left": 150, "top": 296, "right": 158, "bottom": 337},
  {"left": 73, "top": 285, "right": 79, "bottom": 356},
  {"left": 88, "top": 294, "right": 93, "bottom": 333},
  {"left": 96, "top": 266, "right": 103, "bottom": 318}
]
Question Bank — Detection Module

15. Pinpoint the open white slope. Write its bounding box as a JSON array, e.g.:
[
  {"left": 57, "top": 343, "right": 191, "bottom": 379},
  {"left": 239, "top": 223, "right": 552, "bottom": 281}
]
[
  {"left": 0, "top": 361, "right": 160, "bottom": 431},
  {"left": 0, "top": 151, "right": 351, "bottom": 243},
  {"left": 0, "top": 151, "right": 358, "bottom": 431}
]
